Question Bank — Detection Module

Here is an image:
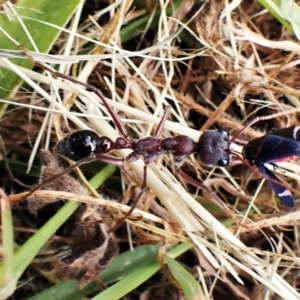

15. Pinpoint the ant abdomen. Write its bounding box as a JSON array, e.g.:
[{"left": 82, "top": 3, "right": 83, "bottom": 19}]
[
  {"left": 197, "top": 130, "right": 231, "bottom": 166},
  {"left": 54, "top": 130, "right": 114, "bottom": 161}
]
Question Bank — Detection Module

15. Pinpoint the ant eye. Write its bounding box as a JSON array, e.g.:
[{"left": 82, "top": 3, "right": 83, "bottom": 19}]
[
  {"left": 218, "top": 129, "right": 228, "bottom": 136},
  {"left": 217, "top": 159, "right": 229, "bottom": 166}
]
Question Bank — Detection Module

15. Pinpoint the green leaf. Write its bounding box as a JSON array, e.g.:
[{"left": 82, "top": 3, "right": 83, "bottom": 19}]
[
  {"left": 257, "top": 0, "right": 293, "bottom": 33},
  {"left": 165, "top": 255, "right": 203, "bottom": 300},
  {"left": 0, "top": 191, "right": 16, "bottom": 299},
  {"left": 26, "top": 280, "right": 83, "bottom": 300},
  {"left": 91, "top": 243, "right": 194, "bottom": 300},
  {"left": 0, "top": 0, "right": 80, "bottom": 100},
  {"left": 13, "top": 201, "right": 80, "bottom": 278}
]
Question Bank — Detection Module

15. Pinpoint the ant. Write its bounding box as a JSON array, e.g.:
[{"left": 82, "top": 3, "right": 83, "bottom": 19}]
[{"left": 21, "top": 60, "right": 233, "bottom": 228}]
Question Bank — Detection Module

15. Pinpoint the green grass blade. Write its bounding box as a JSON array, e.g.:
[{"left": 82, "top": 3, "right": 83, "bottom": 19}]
[
  {"left": 257, "top": 0, "right": 292, "bottom": 32},
  {"left": 166, "top": 255, "right": 203, "bottom": 300},
  {"left": 88, "top": 164, "right": 116, "bottom": 190},
  {"left": 27, "top": 245, "right": 160, "bottom": 300},
  {"left": 0, "top": 0, "right": 80, "bottom": 100},
  {"left": 13, "top": 201, "right": 80, "bottom": 278},
  {"left": 120, "top": 0, "right": 181, "bottom": 43},
  {"left": 0, "top": 191, "right": 16, "bottom": 299},
  {"left": 91, "top": 243, "right": 194, "bottom": 300},
  {"left": 26, "top": 280, "right": 83, "bottom": 300},
  {"left": 92, "top": 260, "right": 159, "bottom": 300}
]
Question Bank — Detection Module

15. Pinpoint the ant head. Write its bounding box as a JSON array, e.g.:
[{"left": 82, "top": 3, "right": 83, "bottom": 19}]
[
  {"left": 197, "top": 130, "right": 231, "bottom": 167},
  {"left": 54, "top": 130, "right": 100, "bottom": 161}
]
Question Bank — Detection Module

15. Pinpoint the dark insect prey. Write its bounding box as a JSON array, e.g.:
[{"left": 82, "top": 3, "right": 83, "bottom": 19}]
[
  {"left": 241, "top": 126, "right": 300, "bottom": 207},
  {"left": 227, "top": 109, "right": 300, "bottom": 207}
]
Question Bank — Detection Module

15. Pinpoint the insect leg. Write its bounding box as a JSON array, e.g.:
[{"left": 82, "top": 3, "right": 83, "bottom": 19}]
[
  {"left": 111, "top": 162, "right": 149, "bottom": 231},
  {"left": 257, "top": 163, "right": 294, "bottom": 207},
  {"left": 154, "top": 106, "right": 172, "bottom": 138}
]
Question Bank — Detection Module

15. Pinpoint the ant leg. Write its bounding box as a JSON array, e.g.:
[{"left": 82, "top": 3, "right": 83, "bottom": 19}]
[
  {"left": 232, "top": 108, "right": 300, "bottom": 140},
  {"left": 21, "top": 54, "right": 131, "bottom": 140},
  {"left": 173, "top": 155, "right": 234, "bottom": 217},
  {"left": 91, "top": 89, "right": 131, "bottom": 140},
  {"left": 177, "top": 168, "right": 238, "bottom": 220},
  {"left": 239, "top": 158, "right": 300, "bottom": 202},
  {"left": 154, "top": 106, "right": 172, "bottom": 138},
  {"left": 176, "top": 169, "right": 211, "bottom": 193},
  {"left": 66, "top": 79, "right": 130, "bottom": 140},
  {"left": 177, "top": 168, "right": 230, "bottom": 210},
  {"left": 110, "top": 162, "right": 149, "bottom": 231},
  {"left": 22, "top": 154, "right": 125, "bottom": 201},
  {"left": 21, "top": 156, "right": 95, "bottom": 200}
]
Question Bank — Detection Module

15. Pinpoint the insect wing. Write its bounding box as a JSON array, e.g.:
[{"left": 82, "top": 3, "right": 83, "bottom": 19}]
[
  {"left": 256, "top": 134, "right": 300, "bottom": 163},
  {"left": 257, "top": 163, "right": 294, "bottom": 207},
  {"left": 269, "top": 126, "right": 300, "bottom": 140}
]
